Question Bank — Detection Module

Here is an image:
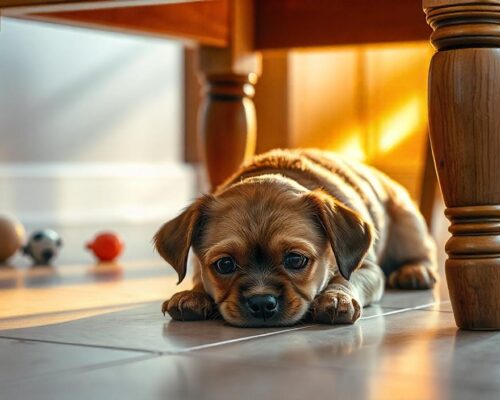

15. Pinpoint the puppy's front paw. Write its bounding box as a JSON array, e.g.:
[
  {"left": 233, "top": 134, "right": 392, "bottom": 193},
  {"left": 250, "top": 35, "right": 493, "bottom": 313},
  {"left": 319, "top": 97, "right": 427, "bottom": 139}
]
[
  {"left": 388, "top": 264, "right": 437, "bottom": 290},
  {"left": 311, "top": 289, "right": 362, "bottom": 325},
  {"left": 162, "top": 290, "right": 218, "bottom": 321}
]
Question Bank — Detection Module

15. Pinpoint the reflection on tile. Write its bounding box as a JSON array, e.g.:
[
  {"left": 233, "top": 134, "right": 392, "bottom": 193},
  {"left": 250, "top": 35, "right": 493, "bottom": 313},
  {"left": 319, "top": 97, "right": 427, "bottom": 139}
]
[
  {"left": 0, "top": 304, "right": 139, "bottom": 330},
  {"left": 194, "top": 309, "right": 500, "bottom": 390},
  {"left": 0, "top": 260, "right": 173, "bottom": 290},
  {"left": 424, "top": 301, "right": 453, "bottom": 313},
  {"left": 2, "top": 352, "right": 500, "bottom": 400},
  {"left": 379, "top": 284, "right": 448, "bottom": 309},
  {"left": 0, "top": 302, "right": 307, "bottom": 352},
  {"left": 0, "top": 275, "right": 189, "bottom": 319},
  {"left": 0, "top": 337, "right": 148, "bottom": 384},
  {"left": 87, "top": 262, "right": 124, "bottom": 281}
]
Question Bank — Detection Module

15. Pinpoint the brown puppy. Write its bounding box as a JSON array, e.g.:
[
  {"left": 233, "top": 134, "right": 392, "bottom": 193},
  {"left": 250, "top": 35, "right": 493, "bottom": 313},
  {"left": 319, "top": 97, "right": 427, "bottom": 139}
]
[{"left": 155, "top": 149, "right": 437, "bottom": 327}]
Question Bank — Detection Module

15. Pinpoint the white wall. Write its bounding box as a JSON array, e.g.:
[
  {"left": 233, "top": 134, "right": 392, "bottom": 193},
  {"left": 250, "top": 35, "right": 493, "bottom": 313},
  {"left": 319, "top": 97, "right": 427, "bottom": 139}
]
[
  {"left": 0, "top": 18, "right": 184, "bottom": 163},
  {"left": 0, "top": 18, "right": 196, "bottom": 229}
]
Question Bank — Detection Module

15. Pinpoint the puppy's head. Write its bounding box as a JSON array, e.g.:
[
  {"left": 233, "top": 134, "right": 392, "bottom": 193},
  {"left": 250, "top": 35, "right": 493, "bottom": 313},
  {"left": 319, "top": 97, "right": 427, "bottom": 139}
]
[{"left": 155, "top": 176, "right": 372, "bottom": 327}]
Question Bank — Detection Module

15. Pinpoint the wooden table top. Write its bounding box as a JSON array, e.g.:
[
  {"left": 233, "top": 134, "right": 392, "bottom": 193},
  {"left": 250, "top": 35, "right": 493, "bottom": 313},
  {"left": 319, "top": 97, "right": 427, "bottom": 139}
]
[{"left": 0, "top": 0, "right": 432, "bottom": 50}]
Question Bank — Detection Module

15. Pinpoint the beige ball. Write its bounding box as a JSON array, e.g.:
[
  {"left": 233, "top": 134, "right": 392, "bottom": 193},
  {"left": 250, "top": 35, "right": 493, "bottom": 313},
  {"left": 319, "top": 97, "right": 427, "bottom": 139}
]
[{"left": 0, "top": 215, "right": 25, "bottom": 263}]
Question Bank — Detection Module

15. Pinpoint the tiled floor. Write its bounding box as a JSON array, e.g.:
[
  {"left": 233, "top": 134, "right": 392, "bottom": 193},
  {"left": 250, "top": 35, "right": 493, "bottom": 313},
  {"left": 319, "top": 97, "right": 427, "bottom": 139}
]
[{"left": 1, "top": 221, "right": 499, "bottom": 400}]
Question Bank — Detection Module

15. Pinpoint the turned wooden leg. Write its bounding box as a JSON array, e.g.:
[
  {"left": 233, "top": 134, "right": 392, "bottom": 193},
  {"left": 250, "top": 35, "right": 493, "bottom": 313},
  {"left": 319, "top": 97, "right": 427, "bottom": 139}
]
[
  {"left": 198, "top": 72, "right": 257, "bottom": 188},
  {"left": 195, "top": 0, "right": 261, "bottom": 189},
  {"left": 425, "top": 1, "right": 500, "bottom": 329}
]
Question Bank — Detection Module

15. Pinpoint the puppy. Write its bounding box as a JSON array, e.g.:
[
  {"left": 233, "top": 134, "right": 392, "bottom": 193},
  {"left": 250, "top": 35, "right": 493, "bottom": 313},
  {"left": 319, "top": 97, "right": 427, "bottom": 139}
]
[{"left": 155, "top": 149, "right": 437, "bottom": 327}]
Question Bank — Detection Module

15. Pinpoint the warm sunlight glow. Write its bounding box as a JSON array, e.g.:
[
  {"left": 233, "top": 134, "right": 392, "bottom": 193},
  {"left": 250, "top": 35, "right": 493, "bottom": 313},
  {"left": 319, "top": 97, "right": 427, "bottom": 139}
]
[
  {"left": 378, "top": 97, "right": 425, "bottom": 154},
  {"left": 286, "top": 44, "right": 432, "bottom": 198},
  {"left": 336, "top": 129, "right": 366, "bottom": 161},
  {"left": 373, "top": 310, "right": 446, "bottom": 400}
]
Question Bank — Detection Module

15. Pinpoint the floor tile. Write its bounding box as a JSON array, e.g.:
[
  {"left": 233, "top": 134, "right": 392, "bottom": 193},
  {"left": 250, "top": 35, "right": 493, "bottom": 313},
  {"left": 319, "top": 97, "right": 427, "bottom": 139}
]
[
  {"left": 0, "top": 304, "right": 141, "bottom": 330},
  {"left": 192, "top": 309, "right": 500, "bottom": 389},
  {"left": 423, "top": 301, "right": 453, "bottom": 312},
  {"left": 378, "top": 284, "right": 449, "bottom": 309},
  {"left": 1, "top": 352, "right": 498, "bottom": 400},
  {"left": 0, "top": 274, "right": 189, "bottom": 320},
  {"left": 0, "top": 302, "right": 307, "bottom": 352},
  {"left": 0, "top": 301, "right": 393, "bottom": 353},
  {"left": 0, "top": 337, "right": 149, "bottom": 384}
]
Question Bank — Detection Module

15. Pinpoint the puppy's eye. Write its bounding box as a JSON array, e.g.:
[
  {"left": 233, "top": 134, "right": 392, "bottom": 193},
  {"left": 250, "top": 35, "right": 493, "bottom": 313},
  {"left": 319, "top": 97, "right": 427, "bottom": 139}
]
[
  {"left": 283, "top": 252, "right": 308, "bottom": 270},
  {"left": 213, "top": 256, "right": 237, "bottom": 275}
]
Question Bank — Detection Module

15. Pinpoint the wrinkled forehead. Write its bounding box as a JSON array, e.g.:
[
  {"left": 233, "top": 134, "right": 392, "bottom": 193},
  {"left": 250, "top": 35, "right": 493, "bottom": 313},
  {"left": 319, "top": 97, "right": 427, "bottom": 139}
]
[{"left": 199, "top": 185, "right": 324, "bottom": 256}]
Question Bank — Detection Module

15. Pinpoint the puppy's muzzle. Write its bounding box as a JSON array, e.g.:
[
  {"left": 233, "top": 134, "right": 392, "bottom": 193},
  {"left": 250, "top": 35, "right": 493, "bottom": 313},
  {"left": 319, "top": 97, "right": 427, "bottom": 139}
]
[{"left": 246, "top": 294, "right": 278, "bottom": 320}]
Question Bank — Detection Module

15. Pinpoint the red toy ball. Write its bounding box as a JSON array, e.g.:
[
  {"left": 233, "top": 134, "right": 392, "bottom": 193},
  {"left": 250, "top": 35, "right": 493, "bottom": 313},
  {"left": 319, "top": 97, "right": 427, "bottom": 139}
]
[{"left": 86, "top": 232, "right": 124, "bottom": 262}]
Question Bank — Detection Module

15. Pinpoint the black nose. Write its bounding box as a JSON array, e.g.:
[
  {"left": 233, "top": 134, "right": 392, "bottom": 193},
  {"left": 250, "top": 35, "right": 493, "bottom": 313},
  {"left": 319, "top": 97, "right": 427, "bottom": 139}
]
[{"left": 246, "top": 295, "right": 278, "bottom": 319}]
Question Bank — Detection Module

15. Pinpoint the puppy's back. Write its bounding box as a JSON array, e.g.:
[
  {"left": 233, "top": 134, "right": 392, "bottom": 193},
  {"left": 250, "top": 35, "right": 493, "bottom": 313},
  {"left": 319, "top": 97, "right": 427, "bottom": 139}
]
[{"left": 221, "top": 149, "right": 391, "bottom": 231}]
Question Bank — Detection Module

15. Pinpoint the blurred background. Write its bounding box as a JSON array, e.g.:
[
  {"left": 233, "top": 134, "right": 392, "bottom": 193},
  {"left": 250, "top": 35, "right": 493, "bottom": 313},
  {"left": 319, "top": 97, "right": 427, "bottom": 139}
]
[
  {"left": 0, "top": 18, "right": 195, "bottom": 265},
  {"left": 0, "top": 18, "right": 440, "bottom": 266}
]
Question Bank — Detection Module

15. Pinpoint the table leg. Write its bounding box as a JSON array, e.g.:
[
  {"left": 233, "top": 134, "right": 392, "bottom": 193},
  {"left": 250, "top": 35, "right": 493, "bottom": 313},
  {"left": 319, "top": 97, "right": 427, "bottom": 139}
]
[
  {"left": 197, "top": 69, "right": 258, "bottom": 188},
  {"left": 195, "top": 0, "right": 261, "bottom": 189},
  {"left": 425, "top": 2, "right": 500, "bottom": 329}
]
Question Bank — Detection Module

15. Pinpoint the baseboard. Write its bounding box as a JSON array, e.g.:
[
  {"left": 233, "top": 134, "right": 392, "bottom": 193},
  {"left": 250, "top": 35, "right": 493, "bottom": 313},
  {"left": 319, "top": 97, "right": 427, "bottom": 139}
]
[{"left": 0, "top": 162, "right": 198, "bottom": 227}]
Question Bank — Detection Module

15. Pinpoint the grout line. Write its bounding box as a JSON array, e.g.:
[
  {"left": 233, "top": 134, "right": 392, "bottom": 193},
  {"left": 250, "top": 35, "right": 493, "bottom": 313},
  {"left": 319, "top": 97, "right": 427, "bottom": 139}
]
[
  {"left": 62, "top": 353, "right": 161, "bottom": 375},
  {"left": 417, "top": 309, "right": 453, "bottom": 314},
  {"left": 0, "top": 335, "right": 160, "bottom": 355},
  {"left": 170, "top": 301, "right": 450, "bottom": 354},
  {"left": 0, "top": 299, "right": 453, "bottom": 357},
  {"left": 361, "top": 302, "right": 441, "bottom": 320},
  {"left": 414, "top": 299, "right": 453, "bottom": 313},
  {"left": 172, "top": 325, "right": 313, "bottom": 353},
  {"left": 0, "top": 301, "right": 154, "bottom": 323}
]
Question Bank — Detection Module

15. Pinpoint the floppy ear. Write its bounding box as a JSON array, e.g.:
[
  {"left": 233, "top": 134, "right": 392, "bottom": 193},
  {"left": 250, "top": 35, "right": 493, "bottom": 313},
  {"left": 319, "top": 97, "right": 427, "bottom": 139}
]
[
  {"left": 305, "top": 190, "right": 373, "bottom": 280},
  {"left": 153, "top": 196, "right": 211, "bottom": 284}
]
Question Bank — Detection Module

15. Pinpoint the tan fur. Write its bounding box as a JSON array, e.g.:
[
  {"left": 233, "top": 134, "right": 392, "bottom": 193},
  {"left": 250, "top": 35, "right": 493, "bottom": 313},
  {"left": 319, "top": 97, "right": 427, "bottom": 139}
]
[{"left": 155, "top": 149, "right": 437, "bottom": 327}]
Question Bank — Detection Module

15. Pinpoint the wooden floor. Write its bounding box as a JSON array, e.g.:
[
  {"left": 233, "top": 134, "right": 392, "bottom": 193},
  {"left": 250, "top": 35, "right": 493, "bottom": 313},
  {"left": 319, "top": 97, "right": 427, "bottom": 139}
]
[{"left": 1, "top": 211, "right": 499, "bottom": 400}]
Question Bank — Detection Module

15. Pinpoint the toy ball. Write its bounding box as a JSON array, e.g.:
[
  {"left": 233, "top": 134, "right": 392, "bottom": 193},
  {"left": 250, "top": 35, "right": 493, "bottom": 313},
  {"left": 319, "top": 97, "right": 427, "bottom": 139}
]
[
  {"left": 23, "top": 229, "right": 63, "bottom": 265},
  {"left": 0, "top": 215, "right": 25, "bottom": 263},
  {"left": 86, "top": 232, "right": 124, "bottom": 262}
]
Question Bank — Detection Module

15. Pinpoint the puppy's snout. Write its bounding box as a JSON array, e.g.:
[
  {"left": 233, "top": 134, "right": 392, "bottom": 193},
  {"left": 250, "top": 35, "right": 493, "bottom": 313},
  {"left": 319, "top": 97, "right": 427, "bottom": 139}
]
[{"left": 246, "top": 295, "right": 278, "bottom": 319}]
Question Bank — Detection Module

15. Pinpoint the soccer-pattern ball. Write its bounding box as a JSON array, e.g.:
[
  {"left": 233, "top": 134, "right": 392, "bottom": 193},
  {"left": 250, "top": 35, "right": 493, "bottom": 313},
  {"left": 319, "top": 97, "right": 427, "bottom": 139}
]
[{"left": 23, "top": 229, "right": 63, "bottom": 265}]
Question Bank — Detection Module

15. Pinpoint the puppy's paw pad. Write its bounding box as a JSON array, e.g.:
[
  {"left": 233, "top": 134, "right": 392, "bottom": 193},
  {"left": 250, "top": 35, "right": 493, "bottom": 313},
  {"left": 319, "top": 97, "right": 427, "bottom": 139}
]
[
  {"left": 163, "top": 291, "right": 216, "bottom": 321},
  {"left": 311, "top": 290, "right": 362, "bottom": 325},
  {"left": 388, "top": 264, "right": 438, "bottom": 290}
]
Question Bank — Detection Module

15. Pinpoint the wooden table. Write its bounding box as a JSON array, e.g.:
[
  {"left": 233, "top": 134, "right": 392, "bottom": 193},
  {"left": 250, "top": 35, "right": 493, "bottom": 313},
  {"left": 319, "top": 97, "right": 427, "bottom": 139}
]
[{"left": 1, "top": 0, "right": 498, "bottom": 330}]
